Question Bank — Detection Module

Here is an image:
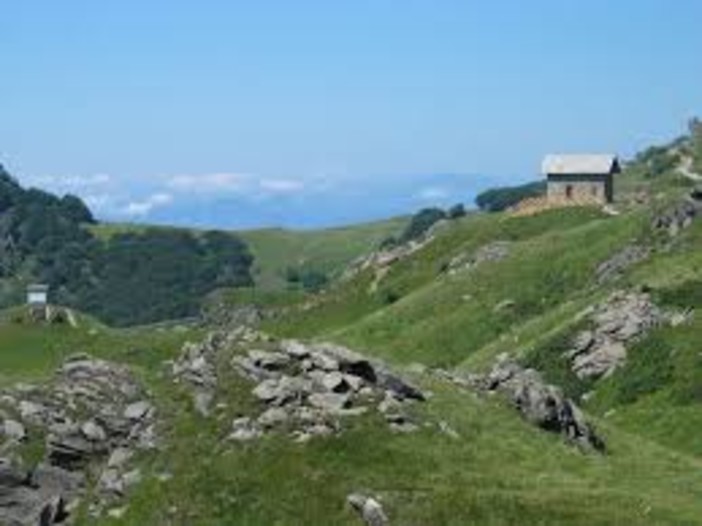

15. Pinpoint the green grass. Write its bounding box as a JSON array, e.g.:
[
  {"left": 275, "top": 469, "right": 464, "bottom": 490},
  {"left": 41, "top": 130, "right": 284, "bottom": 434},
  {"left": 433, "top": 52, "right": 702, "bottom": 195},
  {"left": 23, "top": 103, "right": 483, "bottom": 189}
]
[
  {"left": 6, "top": 152, "right": 702, "bottom": 524},
  {"left": 239, "top": 217, "right": 407, "bottom": 290},
  {"left": 268, "top": 207, "right": 648, "bottom": 369},
  {"left": 83, "top": 344, "right": 702, "bottom": 525},
  {"left": 0, "top": 307, "right": 201, "bottom": 384},
  {"left": 92, "top": 216, "right": 407, "bottom": 292}
]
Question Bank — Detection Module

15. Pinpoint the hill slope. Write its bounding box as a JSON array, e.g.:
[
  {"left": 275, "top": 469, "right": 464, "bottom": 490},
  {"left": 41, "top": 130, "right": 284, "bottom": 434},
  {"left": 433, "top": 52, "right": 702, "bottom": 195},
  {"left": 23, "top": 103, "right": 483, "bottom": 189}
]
[{"left": 1, "top": 123, "right": 702, "bottom": 524}]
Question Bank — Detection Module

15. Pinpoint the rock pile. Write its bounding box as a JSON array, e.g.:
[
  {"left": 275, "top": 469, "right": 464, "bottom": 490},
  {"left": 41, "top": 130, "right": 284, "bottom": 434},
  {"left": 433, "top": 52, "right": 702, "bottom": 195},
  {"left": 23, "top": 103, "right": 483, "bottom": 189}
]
[
  {"left": 651, "top": 186, "right": 702, "bottom": 237},
  {"left": 565, "top": 291, "right": 670, "bottom": 379},
  {"left": 231, "top": 340, "right": 426, "bottom": 442},
  {"left": 171, "top": 327, "right": 265, "bottom": 416},
  {"left": 444, "top": 241, "right": 511, "bottom": 275},
  {"left": 0, "top": 354, "right": 156, "bottom": 524},
  {"left": 594, "top": 245, "right": 650, "bottom": 284},
  {"left": 482, "top": 354, "right": 604, "bottom": 451}
]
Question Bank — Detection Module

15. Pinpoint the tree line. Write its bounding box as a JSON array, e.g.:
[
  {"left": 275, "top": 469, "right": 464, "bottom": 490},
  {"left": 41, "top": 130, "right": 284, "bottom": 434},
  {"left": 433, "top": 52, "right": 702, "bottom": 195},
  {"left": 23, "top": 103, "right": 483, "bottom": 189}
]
[{"left": 0, "top": 166, "right": 254, "bottom": 326}]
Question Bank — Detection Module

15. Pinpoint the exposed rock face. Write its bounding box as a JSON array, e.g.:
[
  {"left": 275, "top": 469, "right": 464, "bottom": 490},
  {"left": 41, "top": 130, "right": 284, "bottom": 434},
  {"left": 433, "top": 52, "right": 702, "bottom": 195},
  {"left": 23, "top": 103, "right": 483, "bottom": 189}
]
[
  {"left": 347, "top": 493, "right": 389, "bottom": 526},
  {"left": 652, "top": 186, "right": 702, "bottom": 237},
  {"left": 483, "top": 355, "right": 604, "bottom": 451},
  {"left": 566, "top": 291, "right": 670, "bottom": 379},
  {"left": 0, "top": 460, "right": 74, "bottom": 526},
  {"left": 172, "top": 329, "right": 425, "bottom": 443},
  {"left": 445, "top": 241, "right": 511, "bottom": 275},
  {"left": 0, "top": 355, "right": 157, "bottom": 524},
  {"left": 230, "top": 339, "right": 425, "bottom": 442},
  {"left": 595, "top": 245, "right": 650, "bottom": 284}
]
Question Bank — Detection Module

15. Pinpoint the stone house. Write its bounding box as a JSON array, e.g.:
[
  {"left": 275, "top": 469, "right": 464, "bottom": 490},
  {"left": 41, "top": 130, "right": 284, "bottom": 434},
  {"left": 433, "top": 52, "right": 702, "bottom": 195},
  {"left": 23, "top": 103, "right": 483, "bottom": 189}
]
[{"left": 542, "top": 154, "right": 620, "bottom": 204}]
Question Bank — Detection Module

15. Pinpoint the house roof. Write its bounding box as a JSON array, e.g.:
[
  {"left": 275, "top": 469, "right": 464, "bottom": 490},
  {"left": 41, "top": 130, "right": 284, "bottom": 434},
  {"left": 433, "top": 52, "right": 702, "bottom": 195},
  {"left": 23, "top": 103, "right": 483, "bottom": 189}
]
[
  {"left": 542, "top": 154, "right": 620, "bottom": 175},
  {"left": 27, "top": 284, "right": 49, "bottom": 292}
]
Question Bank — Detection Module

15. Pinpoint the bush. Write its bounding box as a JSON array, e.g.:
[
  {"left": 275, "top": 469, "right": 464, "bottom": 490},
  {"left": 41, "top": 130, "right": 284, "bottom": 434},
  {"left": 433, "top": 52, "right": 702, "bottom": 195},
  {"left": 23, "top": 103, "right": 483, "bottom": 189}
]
[
  {"left": 398, "top": 208, "right": 447, "bottom": 243},
  {"left": 447, "top": 203, "right": 466, "bottom": 219},
  {"left": 285, "top": 267, "right": 329, "bottom": 293},
  {"left": 636, "top": 146, "right": 680, "bottom": 178},
  {"left": 378, "top": 288, "right": 401, "bottom": 305},
  {"left": 475, "top": 181, "right": 546, "bottom": 212}
]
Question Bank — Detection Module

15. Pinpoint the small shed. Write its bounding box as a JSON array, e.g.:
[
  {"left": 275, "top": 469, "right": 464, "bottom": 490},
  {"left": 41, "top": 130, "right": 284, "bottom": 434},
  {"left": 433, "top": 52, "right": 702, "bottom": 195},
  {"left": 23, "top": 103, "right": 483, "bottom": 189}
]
[
  {"left": 27, "top": 284, "right": 49, "bottom": 306},
  {"left": 542, "top": 154, "right": 620, "bottom": 204}
]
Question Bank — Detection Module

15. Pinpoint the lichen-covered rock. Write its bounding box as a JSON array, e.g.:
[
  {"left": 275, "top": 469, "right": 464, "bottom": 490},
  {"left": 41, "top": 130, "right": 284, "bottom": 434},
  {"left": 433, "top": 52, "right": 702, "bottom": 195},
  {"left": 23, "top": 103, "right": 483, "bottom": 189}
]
[
  {"left": 0, "top": 355, "right": 158, "bottom": 523},
  {"left": 347, "top": 493, "right": 389, "bottom": 526},
  {"left": 483, "top": 355, "right": 604, "bottom": 451},
  {"left": 566, "top": 291, "right": 671, "bottom": 379}
]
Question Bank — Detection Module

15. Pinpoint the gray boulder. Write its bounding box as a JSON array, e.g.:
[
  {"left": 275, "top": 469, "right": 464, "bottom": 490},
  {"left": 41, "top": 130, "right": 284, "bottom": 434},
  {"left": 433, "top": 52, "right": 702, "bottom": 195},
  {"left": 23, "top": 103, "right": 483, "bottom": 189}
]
[
  {"left": 3, "top": 419, "right": 26, "bottom": 441},
  {"left": 484, "top": 356, "right": 604, "bottom": 451},
  {"left": 347, "top": 493, "right": 389, "bottom": 526}
]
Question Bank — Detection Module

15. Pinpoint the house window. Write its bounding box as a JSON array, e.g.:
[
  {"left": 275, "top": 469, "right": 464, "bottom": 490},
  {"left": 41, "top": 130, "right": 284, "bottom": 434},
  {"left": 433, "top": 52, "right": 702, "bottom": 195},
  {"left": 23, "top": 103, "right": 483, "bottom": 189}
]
[{"left": 591, "top": 186, "right": 599, "bottom": 197}]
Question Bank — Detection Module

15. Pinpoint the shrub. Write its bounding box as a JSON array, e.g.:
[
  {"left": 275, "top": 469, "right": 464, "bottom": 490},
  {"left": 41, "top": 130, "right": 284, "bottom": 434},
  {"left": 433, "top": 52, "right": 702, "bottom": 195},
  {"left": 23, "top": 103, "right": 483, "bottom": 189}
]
[
  {"left": 447, "top": 203, "right": 466, "bottom": 219},
  {"left": 398, "top": 208, "right": 447, "bottom": 243},
  {"left": 475, "top": 181, "right": 546, "bottom": 212}
]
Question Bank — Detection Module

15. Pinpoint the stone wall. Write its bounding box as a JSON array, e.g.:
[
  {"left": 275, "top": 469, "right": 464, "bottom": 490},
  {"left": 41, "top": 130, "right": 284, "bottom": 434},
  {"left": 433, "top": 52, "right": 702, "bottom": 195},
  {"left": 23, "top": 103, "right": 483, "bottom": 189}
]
[{"left": 547, "top": 174, "right": 612, "bottom": 204}]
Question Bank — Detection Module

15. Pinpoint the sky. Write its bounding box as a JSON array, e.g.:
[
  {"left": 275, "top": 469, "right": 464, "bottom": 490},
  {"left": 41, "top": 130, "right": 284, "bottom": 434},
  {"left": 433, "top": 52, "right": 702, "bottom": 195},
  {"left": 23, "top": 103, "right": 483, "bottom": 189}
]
[{"left": 1, "top": 1, "right": 701, "bottom": 229}]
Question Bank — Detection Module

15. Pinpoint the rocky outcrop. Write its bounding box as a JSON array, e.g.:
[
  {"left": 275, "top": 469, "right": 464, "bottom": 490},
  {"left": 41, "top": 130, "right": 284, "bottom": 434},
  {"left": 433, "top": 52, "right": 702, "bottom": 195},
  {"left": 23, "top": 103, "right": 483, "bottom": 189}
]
[
  {"left": 566, "top": 291, "right": 671, "bottom": 379},
  {"left": 594, "top": 245, "right": 650, "bottom": 284},
  {"left": 171, "top": 329, "right": 425, "bottom": 443},
  {"left": 171, "top": 328, "right": 265, "bottom": 416},
  {"left": 444, "top": 241, "right": 511, "bottom": 275},
  {"left": 483, "top": 355, "right": 604, "bottom": 451},
  {"left": 231, "top": 340, "right": 426, "bottom": 442},
  {"left": 651, "top": 186, "right": 702, "bottom": 237},
  {"left": 0, "top": 355, "right": 156, "bottom": 523},
  {"left": 0, "top": 460, "right": 76, "bottom": 526}
]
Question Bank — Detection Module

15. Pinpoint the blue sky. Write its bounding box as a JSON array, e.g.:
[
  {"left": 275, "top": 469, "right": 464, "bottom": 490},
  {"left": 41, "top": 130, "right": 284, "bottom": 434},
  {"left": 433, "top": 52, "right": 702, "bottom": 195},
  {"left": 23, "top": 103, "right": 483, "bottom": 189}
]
[{"left": 1, "top": 1, "right": 701, "bottom": 228}]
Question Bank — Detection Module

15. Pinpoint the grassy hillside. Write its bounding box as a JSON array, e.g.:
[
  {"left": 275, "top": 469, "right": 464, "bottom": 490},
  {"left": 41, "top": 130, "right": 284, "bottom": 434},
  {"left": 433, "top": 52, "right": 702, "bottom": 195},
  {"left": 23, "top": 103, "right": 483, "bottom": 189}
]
[
  {"left": 2, "top": 312, "right": 702, "bottom": 525},
  {"left": 92, "top": 216, "right": 407, "bottom": 292},
  {"left": 238, "top": 217, "right": 407, "bottom": 290},
  {"left": 3, "top": 130, "right": 702, "bottom": 524}
]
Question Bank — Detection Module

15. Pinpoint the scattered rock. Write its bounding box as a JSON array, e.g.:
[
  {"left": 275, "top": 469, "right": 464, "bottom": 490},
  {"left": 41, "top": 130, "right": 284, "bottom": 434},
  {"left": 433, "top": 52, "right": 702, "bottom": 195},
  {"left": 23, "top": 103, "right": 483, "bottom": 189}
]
[
  {"left": 2, "top": 419, "right": 26, "bottom": 441},
  {"left": 124, "top": 401, "right": 152, "bottom": 421},
  {"left": 347, "top": 493, "right": 389, "bottom": 526},
  {"left": 493, "top": 299, "right": 516, "bottom": 313},
  {"left": 438, "top": 420, "right": 460, "bottom": 439},
  {"left": 0, "top": 355, "right": 157, "bottom": 523},
  {"left": 445, "top": 241, "right": 511, "bottom": 275},
  {"left": 229, "top": 417, "right": 263, "bottom": 442},
  {"left": 193, "top": 390, "right": 214, "bottom": 417},
  {"left": 595, "top": 245, "right": 650, "bottom": 284}
]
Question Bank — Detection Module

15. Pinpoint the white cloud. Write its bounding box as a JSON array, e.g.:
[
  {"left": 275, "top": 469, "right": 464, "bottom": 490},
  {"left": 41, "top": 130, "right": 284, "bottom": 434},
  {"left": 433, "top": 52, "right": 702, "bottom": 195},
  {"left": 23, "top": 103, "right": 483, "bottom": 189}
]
[
  {"left": 27, "top": 173, "right": 112, "bottom": 190},
  {"left": 417, "top": 186, "right": 450, "bottom": 200},
  {"left": 259, "top": 178, "right": 305, "bottom": 193},
  {"left": 121, "top": 192, "right": 173, "bottom": 217},
  {"left": 83, "top": 193, "right": 111, "bottom": 211},
  {"left": 167, "top": 173, "right": 251, "bottom": 193}
]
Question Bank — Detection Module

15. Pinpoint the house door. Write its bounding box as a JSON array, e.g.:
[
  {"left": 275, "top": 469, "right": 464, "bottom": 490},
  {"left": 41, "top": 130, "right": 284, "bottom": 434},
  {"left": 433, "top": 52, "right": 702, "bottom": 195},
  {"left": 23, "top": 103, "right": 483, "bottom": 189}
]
[{"left": 565, "top": 185, "right": 573, "bottom": 199}]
